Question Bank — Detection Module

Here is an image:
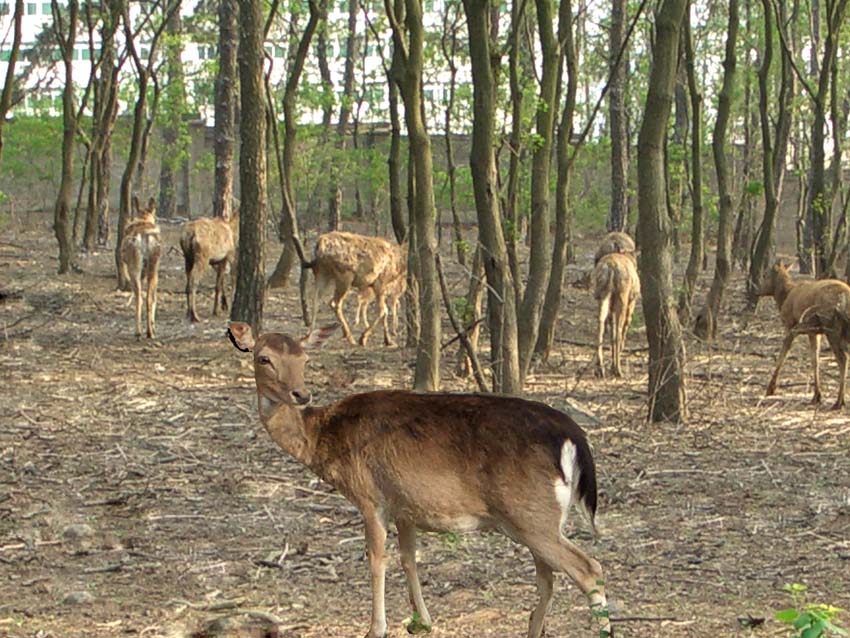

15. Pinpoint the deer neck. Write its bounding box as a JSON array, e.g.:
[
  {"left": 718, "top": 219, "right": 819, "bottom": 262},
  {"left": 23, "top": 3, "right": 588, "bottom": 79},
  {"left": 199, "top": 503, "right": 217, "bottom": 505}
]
[
  {"left": 257, "top": 397, "right": 326, "bottom": 469},
  {"left": 773, "top": 273, "right": 795, "bottom": 310}
]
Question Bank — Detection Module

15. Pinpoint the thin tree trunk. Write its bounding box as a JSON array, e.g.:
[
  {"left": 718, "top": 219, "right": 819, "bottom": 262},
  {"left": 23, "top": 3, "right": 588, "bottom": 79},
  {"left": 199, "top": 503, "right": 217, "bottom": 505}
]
[
  {"left": 0, "top": 0, "right": 24, "bottom": 164},
  {"left": 694, "top": 0, "right": 738, "bottom": 341},
  {"left": 608, "top": 0, "right": 628, "bottom": 231},
  {"left": 462, "top": 0, "right": 521, "bottom": 394},
  {"left": 158, "top": 2, "right": 185, "bottom": 220},
  {"left": 266, "top": 0, "right": 321, "bottom": 289},
  {"left": 231, "top": 0, "right": 267, "bottom": 332},
  {"left": 213, "top": 0, "right": 238, "bottom": 219},
  {"left": 637, "top": 0, "right": 688, "bottom": 422},
  {"left": 677, "top": 8, "right": 703, "bottom": 322}
]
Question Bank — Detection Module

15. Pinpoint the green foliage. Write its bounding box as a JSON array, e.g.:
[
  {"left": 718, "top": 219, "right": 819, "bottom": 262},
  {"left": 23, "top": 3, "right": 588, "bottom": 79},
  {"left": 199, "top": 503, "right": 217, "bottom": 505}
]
[
  {"left": 0, "top": 114, "right": 64, "bottom": 208},
  {"left": 776, "top": 584, "right": 847, "bottom": 638},
  {"left": 404, "top": 611, "right": 431, "bottom": 635}
]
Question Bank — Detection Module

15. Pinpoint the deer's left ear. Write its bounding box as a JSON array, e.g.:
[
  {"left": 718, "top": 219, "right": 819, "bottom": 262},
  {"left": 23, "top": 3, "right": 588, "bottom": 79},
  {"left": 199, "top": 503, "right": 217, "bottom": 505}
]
[
  {"left": 301, "top": 324, "right": 337, "bottom": 350},
  {"left": 147, "top": 197, "right": 157, "bottom": 211},
  {"left": 228, "top": 322, "right": 255, "bottom": 352}
]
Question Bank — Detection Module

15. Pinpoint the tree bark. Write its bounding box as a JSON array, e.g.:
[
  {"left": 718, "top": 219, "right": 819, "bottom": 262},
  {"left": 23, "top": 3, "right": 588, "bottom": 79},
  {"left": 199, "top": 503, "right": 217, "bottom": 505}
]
[
  {"left": 677, "top": 8, "right": 703, "bottom": 322},
  {"left": 52, "top": 0, "right": 79, "bottom": 275},
  {"left": 231, "top": 0, "right": 267, "bottom": 333},
  {"left": 213, "top": 0, "right": 238, "bottom": 220},
  {"left": 637, "top": 0, "right": 688, "bottom": 422},
  {"left": 607, "top": 0, "right": 628, "bottom": 232},
  {"left": 0, "top": 0, "right": 24, "bottom": 164},
  {"left": 387, "top": 0, "right": 441, "bottom": 391},
  {"left": 266, "top": 0, "right": 321, "bottom": 289},
  {"left": 462, "top": 0, "right": 520, "bottom": 394},
  {"left": 158, "top": 2, "right": 186, "bottom": 220}
]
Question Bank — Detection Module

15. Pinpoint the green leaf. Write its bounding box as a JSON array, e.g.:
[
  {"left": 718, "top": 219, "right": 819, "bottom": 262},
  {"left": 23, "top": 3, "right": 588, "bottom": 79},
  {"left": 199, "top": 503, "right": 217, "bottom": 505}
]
[
  {"left": 776, "top": 609, "right": 800, "bottom": 623},
  {"left": 795, "top": 612, "right": 813, "bottom": 629},
  {"left": 801, "top": 623, "right": 824, "bottom": 638}
]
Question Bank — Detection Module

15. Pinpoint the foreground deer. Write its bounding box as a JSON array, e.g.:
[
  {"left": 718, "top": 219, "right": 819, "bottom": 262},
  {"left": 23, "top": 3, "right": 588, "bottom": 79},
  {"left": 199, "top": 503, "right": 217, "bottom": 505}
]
[
  {"left": 120, "top": 197, "right": 161, "bottom": 339},
  {"left": 179, "top": 211, "right": 240, "bottom": 322},
  {"left": 228, "top": 322, "right": 612, "bottom": 638},
  {"left": 593, "top": 252, "right": 640, "bottom": 377},
  {"left": 758, "top": 260, "right": 850, "bottom": 409},
  {"left": 305, "top": 231, "right": 406, "bottom": 346},
  {"left": 594, "top": 231, "right": 635, "bottom": 265}
]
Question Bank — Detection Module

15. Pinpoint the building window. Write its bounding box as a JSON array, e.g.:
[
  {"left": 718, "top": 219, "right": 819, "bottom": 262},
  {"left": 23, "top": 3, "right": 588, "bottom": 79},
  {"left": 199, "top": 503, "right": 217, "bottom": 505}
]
[
  {"left": 274, "top": 45, "right": 285, "bottom": 58},
  {"left": 42, "top": 2, "right": 50, "bottom": 14},
  {"left": 0, "top": 4, "right": 10, "bottom": 16},
  {"left": 140, "top": 47, "right": 149, "bottom": 59},
  {"left": 0, "top": 49, "right": 10, "bottom": 61},
  {"left": 80, "top": 47, "right": 90, "bottom": 60},
  {"left": 26, "top": 2, "right": 37, "bottom": 15}
]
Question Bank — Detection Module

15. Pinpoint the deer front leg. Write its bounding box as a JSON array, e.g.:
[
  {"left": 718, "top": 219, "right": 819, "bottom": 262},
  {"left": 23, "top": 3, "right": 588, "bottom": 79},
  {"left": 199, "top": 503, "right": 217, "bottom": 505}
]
[
  {"left": 766, "top": 332, "right": 796, "bottom": 396},
  {"left": 213, "top": 262, "right": 227, "bottom": 316},
  {"left": 364, "top": 514, "right": 388, "bottom": 638},
  {"left": 396, "top": 519, "right": 432, "bottom": 633},
  {"left": 332, "top": 290, "right": 357, "bottom": 345}
]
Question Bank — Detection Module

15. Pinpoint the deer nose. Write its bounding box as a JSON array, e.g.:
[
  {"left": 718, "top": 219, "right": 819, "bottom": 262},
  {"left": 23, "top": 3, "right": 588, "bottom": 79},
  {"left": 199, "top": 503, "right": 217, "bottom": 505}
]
[{"left": 290, "top": 389, "right": 312, "bottom": 406}]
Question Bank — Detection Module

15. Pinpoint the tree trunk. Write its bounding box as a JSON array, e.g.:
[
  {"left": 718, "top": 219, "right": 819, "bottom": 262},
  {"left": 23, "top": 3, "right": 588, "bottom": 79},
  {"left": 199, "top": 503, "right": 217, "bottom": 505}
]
[
  {"left": 516, "top": 0, "right": 559, "bottom": 378},
  {"left": 462, "top": 0, "right": 520, "bottom": 394},
  {"left": 637, "top": 0, "right": 688, "bottom": 422},
  {"left": 387, "top": 54, "right": 406, "bottom": 243},
  {"left": 213, "top": 0, "right": 238, "bottom": 219},
  {"left": 694, "top": 0, "right": 738, "bottom": 341},
  {"left": 0, "top": 0, "right": 24, "bottom": 164},
  {"left": 534, "top": 0, "right": 577, "bottom": 361},
  {"left": 158, "top": 2, "right": 185, "bottom": 220},
  {"left": 231, "top": 0, "right": 267, "bottom": 332},
  {"left": 607, "top": 0, "right": 628, "bottom": 232},
  {"left": 266, "top": 1, "right": 321, "bottom": 289},
  {"left": 52, "top": 0, "right": 78, "bottom": 275},
  {"left": 677, "top": 10, "right": 703, "bottom": 322},
  {"left": 440, "top": 2, "right": 465, "bottom": 266},
  {"left": 387, "top": 0, "right": 441, "bottom": 391}
]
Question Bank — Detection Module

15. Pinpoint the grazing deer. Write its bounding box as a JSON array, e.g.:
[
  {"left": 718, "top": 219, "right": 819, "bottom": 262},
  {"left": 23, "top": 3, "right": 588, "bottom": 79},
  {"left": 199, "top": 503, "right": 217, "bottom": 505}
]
[
  {"left": 179, "top": 211, "right": 240, "bottom": 323},
  {"left": 594, "top": 231, "right": 636, "bottom": 265},
  {"left": 305, "top": 231, "right": 406, "bottom": 346},
  {"left": 120, "top": 196, "right": 161, "bottom": 339},
  {"left": 593, "top": 252, "right": 640, "bottom": 378},
  {"left": 758, "top": 260, "right": 850, "bottom": 409},
  {"left": 227, "top": 322, "right": 612, "bottom": 638}
]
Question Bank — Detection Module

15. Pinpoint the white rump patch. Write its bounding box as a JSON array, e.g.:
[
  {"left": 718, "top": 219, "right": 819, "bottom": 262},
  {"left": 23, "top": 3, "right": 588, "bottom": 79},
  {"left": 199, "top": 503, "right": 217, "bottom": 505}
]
[{"left": 553, "top": 441, "right": 577, "bottom": 532}]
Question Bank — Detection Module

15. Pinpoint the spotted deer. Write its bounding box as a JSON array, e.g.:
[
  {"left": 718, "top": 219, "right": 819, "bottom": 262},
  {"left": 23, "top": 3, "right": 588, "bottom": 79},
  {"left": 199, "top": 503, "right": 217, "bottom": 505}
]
[
  {"left": 179, "top": 210, "right": 240, "bottom": 322},
  {"left": 758, "top": 260, "right": 850, "bottom": 409},
  {"left": 120, "top": 196, "right": 161, "bottom": 339},
  {"left": 593, "top": 252, "right": 640, "bottom": 377},
  {"left": 228, "top": 322, "right": 612, "bottom": 638},
  {"left": 353, "top": 271, "right": 407, "bottom": 339},
  {"left": 304, "top": 231, "right": 406, "bottom": 346}
]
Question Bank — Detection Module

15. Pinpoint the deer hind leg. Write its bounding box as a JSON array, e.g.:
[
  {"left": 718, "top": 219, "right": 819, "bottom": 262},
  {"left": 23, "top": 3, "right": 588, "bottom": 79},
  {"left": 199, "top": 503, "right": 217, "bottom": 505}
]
[
  {"left": 364, "top": 513, "right": 389, "bottom": 638},
  {"left": 826, "top": 331, "right": 848, "bottom": 410},
  {"left": 766, "top": 331, "right": 797, "bottom": 396},
  {"left": 186, "top": 257, "right": 207, "bottom": 323},
  {"left": 360, "top": 288, "right": 391, "bottom": 347},
  {"left": 520, "top": 526, "right": 611, "bottom": 638},
  {"left": 213, "top": 261, "right": 227, "bottom": 316},
  {"left": 332, "top": 284, "right": 356, "bottom": 345},
  {"left": 131, "top": 268, "right": 143, "bottom": 339},
  {"left": 145, "top": 255, "right": 160, "bottom": 339},
  {"left": 396, "top": 519, "right": 432, "bottom": 632},
  {"left": 595, "top": 296, "right": 611, "bottom": 378},
  {"left": 611, "top": 305, "right": 625, "bottom": 378},
  {"left": 808, "top": 333, "right": 822, "bottom": 403},
  {"left": 527, "top": 554, "right": 554, "bottom": 638}
]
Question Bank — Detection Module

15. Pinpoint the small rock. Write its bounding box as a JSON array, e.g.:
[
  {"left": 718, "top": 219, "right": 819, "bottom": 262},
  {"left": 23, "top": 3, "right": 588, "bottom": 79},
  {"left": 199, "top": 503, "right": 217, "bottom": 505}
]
[
  {"left": 63, "top": 523, "right": 95, "bottom": 541},
  {"left": 21, "top": 461, "right": 37, "bottom": 475},
  {"left": 62, "top": 591, "right": 94, "bottom": 605}
]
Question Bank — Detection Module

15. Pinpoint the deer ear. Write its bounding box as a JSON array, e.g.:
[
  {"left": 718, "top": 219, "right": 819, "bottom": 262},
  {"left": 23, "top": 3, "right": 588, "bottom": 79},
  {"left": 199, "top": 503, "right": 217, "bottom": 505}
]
[
  {"left": 228, "top": 322, "right": 255, "bottom": 352},
  {"left": 147, "top": 197, "right": 157, "bottom": 212},
  {"left": 301, "top": 324, "right": 337, "bottom": 350}
]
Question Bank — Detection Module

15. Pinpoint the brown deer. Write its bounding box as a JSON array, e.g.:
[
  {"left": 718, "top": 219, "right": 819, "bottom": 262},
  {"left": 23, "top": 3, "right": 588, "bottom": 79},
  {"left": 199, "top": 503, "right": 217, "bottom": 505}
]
[
  {"left": 353, "top": 272, "right": 407, "bottom": 339},
  {"left": 594, "top": 231, "right": 636, "bottom": 265},
  {"left": 120, "top": 196, "right": 161, "bottom": 339},
  {"left": 179, "top": 211, "right": 240, "bottom": 322},
  {"left": 593, "top": 252, "right": 640, "bottom": 377},
  {"left": 305, "top": 231, "right": 406, "bottom": 346},
  {"left": 758, "top": 260, "right": 850, "bottom": 409},
  {"left": 227, "top": 322, "right": 612, "bottom": 638}
]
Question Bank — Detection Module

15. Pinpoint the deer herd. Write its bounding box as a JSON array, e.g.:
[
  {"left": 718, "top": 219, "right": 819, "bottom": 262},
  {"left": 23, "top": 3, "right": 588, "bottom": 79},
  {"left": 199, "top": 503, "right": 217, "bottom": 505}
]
[{"left": 112, "top": 196, "right": 850, "bottom": 637}]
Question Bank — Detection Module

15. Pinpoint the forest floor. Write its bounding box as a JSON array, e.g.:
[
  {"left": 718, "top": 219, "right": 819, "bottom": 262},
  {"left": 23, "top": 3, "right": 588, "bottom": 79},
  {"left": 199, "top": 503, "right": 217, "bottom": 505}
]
[{"left": 1, "top": 212, "right": 849, "bottom": 638}]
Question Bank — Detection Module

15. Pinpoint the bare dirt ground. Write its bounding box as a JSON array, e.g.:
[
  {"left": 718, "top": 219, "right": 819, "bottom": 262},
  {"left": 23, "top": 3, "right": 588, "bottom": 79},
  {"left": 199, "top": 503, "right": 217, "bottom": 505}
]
[{"left": 1, "top": 212, "right": 848, "bottom": 638}]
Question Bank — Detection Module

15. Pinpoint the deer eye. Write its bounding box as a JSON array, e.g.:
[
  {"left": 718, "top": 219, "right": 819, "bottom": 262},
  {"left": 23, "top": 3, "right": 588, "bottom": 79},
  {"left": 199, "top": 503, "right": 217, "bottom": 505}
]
[{"left": 258, "top": 356, "right": 272, "bottom": 365}]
